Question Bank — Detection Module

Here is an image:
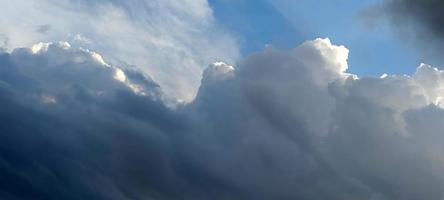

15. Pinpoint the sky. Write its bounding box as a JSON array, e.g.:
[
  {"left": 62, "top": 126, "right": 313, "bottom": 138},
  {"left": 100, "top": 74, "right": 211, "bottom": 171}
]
[
  {"left": 4, "top": 0, "right": 444, "bottom": 200},
  {"left": 210, "top": 0, "right": 423, "bottom": 76}
]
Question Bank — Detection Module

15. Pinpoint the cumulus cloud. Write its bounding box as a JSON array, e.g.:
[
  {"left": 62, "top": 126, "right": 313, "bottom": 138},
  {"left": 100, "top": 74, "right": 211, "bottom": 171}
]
[
  {"left": 0, "top": 0, "right": 240, "bottom": 101},
  {"left": 3, "top": 38, "right": 444, "bottom": 199}
]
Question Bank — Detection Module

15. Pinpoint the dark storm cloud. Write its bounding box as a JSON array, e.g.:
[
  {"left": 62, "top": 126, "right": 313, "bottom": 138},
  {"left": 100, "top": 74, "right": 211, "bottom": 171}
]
[
  {"left": 3, "top": 39, "right": 444, "bottom": 199},
  {"left": 373, "top": 0, "right": 444, "bottom": 58},
  {"left": 0, "top": 43, "right": 240, "bottom": 200},
  {"left": 384, "top": 0, "right": 444, "bottom": 39}
]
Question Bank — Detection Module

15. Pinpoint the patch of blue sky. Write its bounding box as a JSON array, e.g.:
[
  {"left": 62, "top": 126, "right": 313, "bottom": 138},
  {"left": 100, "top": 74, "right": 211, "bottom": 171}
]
[
  {"left": 210, "top": 0, "right": 423, "bottom": 77},
  {"left": 208, "top": 0, "right": 306, "bottom": 56}
]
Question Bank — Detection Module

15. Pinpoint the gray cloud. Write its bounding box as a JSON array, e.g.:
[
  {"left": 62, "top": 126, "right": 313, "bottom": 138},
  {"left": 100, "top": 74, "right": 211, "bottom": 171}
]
[
  {"left": 384, "top": 0, "right": 444, "bottom": 39},
  {"left": 368, "top": 0, "right": 444, "bottom": 61},
  {"left": 35, "top": 24, "right": 51, "bottom": 34},
  {"left": 2, "top": 39, "right": 444, "bottom": 199}
]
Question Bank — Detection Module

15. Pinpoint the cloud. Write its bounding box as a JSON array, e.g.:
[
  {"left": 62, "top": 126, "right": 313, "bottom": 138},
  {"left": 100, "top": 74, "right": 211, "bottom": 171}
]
[
  {"left": 382, "top": 0, "right": 444, "bottom": 39},
  {"left": 35, "top": 24, "right": 51, "bottom": 34},
  {"left": 366, "top": 0, "right": 444, "bottom": 60},
  {"left": 0, "top": 0, "right": 240, "bottom": 101},
  {"left": 3, "top": 38, "right": 444, "bottom": 199}
]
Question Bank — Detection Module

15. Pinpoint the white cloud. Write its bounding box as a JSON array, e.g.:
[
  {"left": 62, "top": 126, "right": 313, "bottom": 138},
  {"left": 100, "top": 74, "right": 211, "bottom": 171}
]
[
  {"left": 0, "top": 0, "right": 240, "bottom": 101},
  {"left": 190, "top": 37, "right": 444, "bottom": 199}
]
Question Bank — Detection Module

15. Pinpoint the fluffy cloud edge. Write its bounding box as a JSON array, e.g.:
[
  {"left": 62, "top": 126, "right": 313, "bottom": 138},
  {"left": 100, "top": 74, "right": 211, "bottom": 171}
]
[{"left": 2, "top": 38, "right": 444, "bottom": 199}]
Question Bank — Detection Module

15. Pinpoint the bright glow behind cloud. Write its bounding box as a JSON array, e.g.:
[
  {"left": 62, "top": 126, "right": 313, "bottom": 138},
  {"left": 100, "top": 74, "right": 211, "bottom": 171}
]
[{"left": 0, "top": 0, "right": 240, "bottom": 101}]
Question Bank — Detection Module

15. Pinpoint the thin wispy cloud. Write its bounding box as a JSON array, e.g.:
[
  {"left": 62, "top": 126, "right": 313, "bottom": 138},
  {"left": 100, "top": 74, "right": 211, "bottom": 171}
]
[{"left": 0, "top": 0, "right": 239, "bottom": 101}]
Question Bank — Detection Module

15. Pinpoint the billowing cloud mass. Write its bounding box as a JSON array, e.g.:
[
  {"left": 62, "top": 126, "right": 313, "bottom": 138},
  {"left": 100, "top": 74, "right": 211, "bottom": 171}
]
[
  {"left": 0, "top": 0, "right": 239, "bottom": 101},
  {"left": 3, "top": 38, "right": 444, "bottom": 199}
]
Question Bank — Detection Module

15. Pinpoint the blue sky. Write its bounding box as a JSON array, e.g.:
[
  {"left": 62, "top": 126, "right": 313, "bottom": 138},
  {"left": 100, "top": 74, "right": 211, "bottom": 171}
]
[{"left": 210, "top": 0, "right": 422, "bottom": 76}]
